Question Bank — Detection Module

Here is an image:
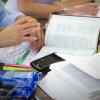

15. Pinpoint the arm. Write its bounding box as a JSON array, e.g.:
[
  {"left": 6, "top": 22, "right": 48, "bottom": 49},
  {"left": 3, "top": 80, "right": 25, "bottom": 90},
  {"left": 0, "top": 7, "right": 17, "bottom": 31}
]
[
  {"left": 17, "top": 0, "right": 96, "bottom": 18},
  {"left": 17, "top": 0, "right": 65, "bottom": 18}
]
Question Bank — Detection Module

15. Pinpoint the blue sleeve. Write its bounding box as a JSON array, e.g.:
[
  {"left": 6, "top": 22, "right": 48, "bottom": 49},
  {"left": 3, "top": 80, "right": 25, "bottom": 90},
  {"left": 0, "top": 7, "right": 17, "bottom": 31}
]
[{"left": 0, "top": 10, "right": 24, "bottom": 27}]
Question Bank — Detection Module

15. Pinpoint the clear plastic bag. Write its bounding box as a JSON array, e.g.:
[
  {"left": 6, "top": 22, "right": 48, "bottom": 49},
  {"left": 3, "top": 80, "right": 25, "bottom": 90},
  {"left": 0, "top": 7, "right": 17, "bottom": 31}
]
[{"left": 0, "top": 71, "right": 42, "bottom": 100}]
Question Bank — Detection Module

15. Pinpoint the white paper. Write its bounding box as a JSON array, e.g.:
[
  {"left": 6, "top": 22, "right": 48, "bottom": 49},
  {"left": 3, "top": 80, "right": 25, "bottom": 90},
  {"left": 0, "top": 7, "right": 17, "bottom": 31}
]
[
  {"left": 0, "top": 42, "right": 37, "bottom": 65},
  {"left": 38, "top": 71, "right": 90, "bottom": 100},
  {"left": 49, "top": 60, "right": 100, "bottom": 97},
  {"left": 41, "top": 15, "right": 100, "bottom": 56}
]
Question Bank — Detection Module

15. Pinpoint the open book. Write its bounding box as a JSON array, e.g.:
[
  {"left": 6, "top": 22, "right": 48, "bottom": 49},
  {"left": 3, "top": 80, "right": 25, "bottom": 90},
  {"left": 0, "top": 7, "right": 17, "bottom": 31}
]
[
  {"left": 37, "top": 15, "right": 100, "bottom": 59},
  {"left": 38, "top": 61, "right": 100, "bottom": 100}
]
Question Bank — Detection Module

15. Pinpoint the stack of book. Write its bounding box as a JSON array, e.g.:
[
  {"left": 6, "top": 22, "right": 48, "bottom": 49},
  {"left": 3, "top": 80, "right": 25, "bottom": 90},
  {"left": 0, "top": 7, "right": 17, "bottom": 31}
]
[{"left": 38, "top": 61, "right": 100, "bottom": 100}]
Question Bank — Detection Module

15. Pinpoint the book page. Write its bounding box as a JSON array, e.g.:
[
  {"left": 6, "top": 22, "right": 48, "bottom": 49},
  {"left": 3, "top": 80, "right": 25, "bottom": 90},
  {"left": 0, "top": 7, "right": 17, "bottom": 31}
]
[
  {"left": 45, "top": 15, "right": 100, "bottom": 55},
  {"left": 38, "top": 71, "right": 89, "bottom": 100},
  {"left": 51, "top": 62, "right": 100, "bottom": 97}
]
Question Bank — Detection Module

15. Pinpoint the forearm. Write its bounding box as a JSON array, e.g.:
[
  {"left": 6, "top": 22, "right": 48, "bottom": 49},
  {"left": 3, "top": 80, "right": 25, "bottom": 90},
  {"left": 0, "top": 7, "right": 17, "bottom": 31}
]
[
  {"left": 0, "top": 31, "right": 8, "bottom": 40},
  {"left": 17, "top": 2, "right": 63, "bottom": 18},
  {"left": 0, "top": 31, "right": 12, "bottom": 48},
  {"left": 0, "top": 39, "right": 11, "bottom": 48}
]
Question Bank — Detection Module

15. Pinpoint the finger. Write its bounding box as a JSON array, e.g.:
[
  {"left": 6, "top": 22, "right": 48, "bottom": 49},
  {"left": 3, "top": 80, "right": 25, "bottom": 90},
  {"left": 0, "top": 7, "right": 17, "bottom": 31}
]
[
  {"left": 91, "top": 12, "right": 98, "bottom": 16},
  {"left": 40, "top": 29, "right": 45, "bottom": 47},
  {"left": 22, "top": 28, "right": 37, "bottom": 36},
  {"left": 35, "top": 29, "right": 44, "bottom": 51},
  {"left": 14, "top": 16, "right": 36, "bottom": 25},
  {"left": 20, "top": 22, "right": 40, "bottom": 30},
  {"left": 29, "top": 31, "right": 38, "bottom": 50},
  {"left": 89, "top": 3, "right": 98, "bottom": 7}
]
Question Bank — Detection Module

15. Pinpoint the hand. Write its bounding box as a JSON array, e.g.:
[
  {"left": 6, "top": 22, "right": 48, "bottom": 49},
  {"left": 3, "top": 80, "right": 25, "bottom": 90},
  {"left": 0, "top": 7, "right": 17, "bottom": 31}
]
[
  {"left": 54, "top": 0, "right": 92, "bottom": 8},
  {"left": 0, "top": 16, "right": 44, "bottom": 49},
  {"left": 72, "top": 3, "right": 99, "bottom": 16},
  {"left": 29, "top": 28, "right": 44, "bottom": 52},
  {"left": 67, "top": 0, "right": 91, "bottom": 4},
  {"left": 16, "top": 16, "right": 44, "bottom": 51}
]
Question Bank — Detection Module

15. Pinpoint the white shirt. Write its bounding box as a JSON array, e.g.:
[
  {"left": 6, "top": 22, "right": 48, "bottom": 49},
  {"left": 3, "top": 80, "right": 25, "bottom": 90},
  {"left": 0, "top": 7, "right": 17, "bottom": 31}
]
[
  {"left": 0, "top": 0, "right": 23, "bottom": 26},
  {"left": 5, "top": 0, "right": 18, "bottom": 11}
]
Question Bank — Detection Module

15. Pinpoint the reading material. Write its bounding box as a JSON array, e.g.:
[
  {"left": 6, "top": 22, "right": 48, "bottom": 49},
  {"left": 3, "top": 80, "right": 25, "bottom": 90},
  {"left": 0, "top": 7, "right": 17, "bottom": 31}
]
[
  {"left": 37, "top": 15, "right": 100, "bottom": 59},
  {"left": 38, "top": 61, "right": 100, "bottom": 100},
  {"left": 0, "top": 42, "right": 37, "bottom": 65}
]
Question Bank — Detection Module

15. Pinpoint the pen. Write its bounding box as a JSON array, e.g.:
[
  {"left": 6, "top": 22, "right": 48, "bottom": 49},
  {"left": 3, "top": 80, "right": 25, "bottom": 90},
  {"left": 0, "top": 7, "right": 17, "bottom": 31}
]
[
  {"left": 28, "top": 19, "right": 34, "bottom": 23},
  {"left": 5, "top": 63, "right": 32, "bottom": 68},
  {"left": 16, "top": 48, "right": 30, "bottom": 65},
  {"left": 0, "top": 62, "right": 32, "bottom": 68},
  {"left": 3, "top": 66, "right": 36, "bottom": 72}
]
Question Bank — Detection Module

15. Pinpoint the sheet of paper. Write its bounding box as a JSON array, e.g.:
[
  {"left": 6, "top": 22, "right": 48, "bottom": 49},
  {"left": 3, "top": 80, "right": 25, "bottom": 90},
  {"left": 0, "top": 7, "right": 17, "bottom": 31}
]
[
  {"left": 50, "top": 62, "right": 100, "bottom": 97},
  {"left": 0, "top": 42, "right": 37, "bottom": 65},
  {"left": 38, "top": 71, "right": 90, "bottom": 100},
  {"left": 45, "top": 15, "right": 100, "bottom": 55}
]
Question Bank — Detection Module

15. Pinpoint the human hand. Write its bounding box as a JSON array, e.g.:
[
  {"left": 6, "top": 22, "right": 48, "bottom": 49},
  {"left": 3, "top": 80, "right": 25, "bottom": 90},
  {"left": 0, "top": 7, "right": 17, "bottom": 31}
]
[
  {"left": 16, "top": 16, "right": 44, "bottom": 52},
  {"left": 54, "top": 0, "right": 92, "bottom": 8},
  {"left": 67, "top": 0, "right": 92, "bottom": 4},
  {"left": 72, "top": 3, "right": 99, "bottom": 16},
  {"left": 0, "top": 16, "right": 44, "bottom": 49},
  {"left": 29, "top": 28, "right": 44, "bottom": 52}
]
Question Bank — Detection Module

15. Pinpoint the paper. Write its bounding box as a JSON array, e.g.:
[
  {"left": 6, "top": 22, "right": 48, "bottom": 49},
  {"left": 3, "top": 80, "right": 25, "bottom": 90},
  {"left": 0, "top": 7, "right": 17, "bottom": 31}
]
[
  {"left": 39, "top": 61, "right": 100, "bottom": 100},
  {"left": 39, "top": 15, "right": 100, "bottom": 56},
  {"left": 51, "top": 63, "right": 100, "bottom": 97},
  {"left": 0, "top": 42, "right": 37, "bottom": 65},
  {"left": 54, "top": 53, "right": 100, "bottom": 79},
  {"left": 88, "top": 53, "right": 100, "bottom": 74},
  {"left": 38, "top": 71, "right": 90, "bottom": 100}
]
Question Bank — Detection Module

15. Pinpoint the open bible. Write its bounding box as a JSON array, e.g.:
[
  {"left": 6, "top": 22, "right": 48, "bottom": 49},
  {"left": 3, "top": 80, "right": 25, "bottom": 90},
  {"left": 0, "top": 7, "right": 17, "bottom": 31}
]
[{"left": 37, "top": 15, "right": 100, "bottom": 58}]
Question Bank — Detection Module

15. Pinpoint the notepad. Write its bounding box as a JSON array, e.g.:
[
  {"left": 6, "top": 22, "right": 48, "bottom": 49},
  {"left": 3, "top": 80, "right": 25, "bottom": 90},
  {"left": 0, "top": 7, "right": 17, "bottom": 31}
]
[{"left": 0, "top": 42, "right": 37, "bottom": 65}]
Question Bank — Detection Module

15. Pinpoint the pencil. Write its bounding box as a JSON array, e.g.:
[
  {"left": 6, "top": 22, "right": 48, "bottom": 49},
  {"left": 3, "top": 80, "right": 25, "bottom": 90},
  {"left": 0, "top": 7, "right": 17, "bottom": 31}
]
[{"left": 28, "top": 19, "right": 34, "bottom": 23}]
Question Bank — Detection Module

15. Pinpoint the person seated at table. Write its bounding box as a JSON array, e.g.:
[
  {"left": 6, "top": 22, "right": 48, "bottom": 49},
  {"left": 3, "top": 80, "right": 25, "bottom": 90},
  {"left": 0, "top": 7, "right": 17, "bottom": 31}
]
[
  {"left": 5, "top": 0, "right": 98, "bottom": 18},
  {"left": 0, "top": 0, "right": 44, "bottom": 51}
]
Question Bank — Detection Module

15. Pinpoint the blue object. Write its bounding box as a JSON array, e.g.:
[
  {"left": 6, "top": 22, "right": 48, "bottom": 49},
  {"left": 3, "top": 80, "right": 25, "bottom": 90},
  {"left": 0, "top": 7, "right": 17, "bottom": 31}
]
[
  {"left": 0, "top": 0, "right": 23, "bottom": 27},
  {"left": 0, "top": 71, "right": 42, "bottom": 100}
]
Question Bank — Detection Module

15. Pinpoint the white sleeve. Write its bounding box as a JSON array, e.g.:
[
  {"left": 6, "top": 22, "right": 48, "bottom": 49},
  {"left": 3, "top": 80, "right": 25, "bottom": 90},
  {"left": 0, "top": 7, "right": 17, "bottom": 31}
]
[
  {"left": 5, "top": 0, "right": 18, "bottom": 11},
  {"left": 0, "top": 10, "right": 24, "bottom": 26}
]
